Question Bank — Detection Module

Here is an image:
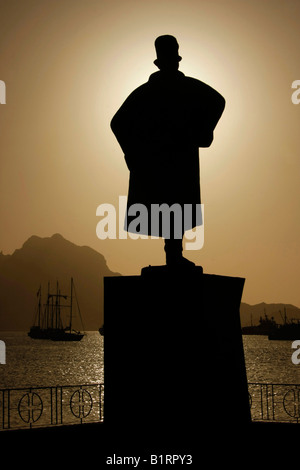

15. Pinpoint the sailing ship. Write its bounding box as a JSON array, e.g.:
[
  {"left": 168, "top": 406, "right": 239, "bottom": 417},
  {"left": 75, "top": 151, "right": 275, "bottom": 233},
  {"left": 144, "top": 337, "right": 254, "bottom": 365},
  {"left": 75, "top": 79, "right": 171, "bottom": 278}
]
[{"left": 28, "top": 278, "right": 85, "bottom": 341}]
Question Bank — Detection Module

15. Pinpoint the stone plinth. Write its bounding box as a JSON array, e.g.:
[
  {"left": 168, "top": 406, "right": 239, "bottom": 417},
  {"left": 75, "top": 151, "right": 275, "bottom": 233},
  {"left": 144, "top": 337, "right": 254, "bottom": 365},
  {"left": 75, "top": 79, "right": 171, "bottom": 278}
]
[{"left": 104, "top": 266, "right": 251, "bottom": 446}]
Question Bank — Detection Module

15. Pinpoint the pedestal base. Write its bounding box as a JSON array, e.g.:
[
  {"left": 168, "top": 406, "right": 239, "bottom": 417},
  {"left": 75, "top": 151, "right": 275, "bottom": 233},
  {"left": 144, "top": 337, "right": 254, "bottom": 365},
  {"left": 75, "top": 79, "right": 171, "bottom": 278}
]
[{"left": 104, "top": 267, "right": 251, "bottom": 447}]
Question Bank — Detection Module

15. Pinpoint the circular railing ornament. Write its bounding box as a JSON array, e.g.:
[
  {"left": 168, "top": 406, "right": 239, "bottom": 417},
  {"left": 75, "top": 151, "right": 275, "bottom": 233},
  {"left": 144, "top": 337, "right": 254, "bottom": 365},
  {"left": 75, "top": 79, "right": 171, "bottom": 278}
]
[
  {"left": 248, "top": 392, "right": 252, "bottom": 408},
  {"left": 70, "top": 389, "right": 93, "bottom": 419},
  {"left": 283, "top": 388, "right": 300, "bottom": 419},
  {"left": 18, "top": 392, "right": 43, "bottom": 424}
]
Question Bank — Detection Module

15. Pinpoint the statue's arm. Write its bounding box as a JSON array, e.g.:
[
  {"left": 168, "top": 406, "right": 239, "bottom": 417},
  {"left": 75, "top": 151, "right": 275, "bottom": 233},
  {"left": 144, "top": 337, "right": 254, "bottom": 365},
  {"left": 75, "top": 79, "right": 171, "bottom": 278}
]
[
  {"left": 187, "top": 78, "right": 225, "bottom": 148},
  {"left": 110, "top": 88, "right": 145, "bottom": 170}
]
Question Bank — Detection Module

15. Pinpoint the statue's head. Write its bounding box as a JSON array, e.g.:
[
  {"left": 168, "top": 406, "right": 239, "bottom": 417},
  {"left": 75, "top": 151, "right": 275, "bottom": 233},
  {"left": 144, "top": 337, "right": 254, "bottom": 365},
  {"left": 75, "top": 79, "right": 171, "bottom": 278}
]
[{"left": 154, "top": 35, "right": 182, "bottom": 71}]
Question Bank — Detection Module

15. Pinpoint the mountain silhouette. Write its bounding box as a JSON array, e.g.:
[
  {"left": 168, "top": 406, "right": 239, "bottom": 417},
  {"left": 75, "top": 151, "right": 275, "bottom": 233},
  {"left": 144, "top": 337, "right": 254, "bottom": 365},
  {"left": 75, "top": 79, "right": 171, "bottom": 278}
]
[
  {"left": 0, "top": 234, "right": 120, "bottom": 331},
  {"left": 0, "top": 234, "right": 299, "bottom": 331},
  {"left": 239, "top": 301, "right": 300, "bottom": 327}
]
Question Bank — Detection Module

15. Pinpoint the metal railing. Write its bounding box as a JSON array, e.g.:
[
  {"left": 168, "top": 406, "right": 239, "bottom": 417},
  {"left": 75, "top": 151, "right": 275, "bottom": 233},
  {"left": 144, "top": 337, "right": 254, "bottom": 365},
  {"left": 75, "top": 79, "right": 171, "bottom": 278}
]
[
  {"left": 1, "top": 382, "right": 300, "bottom": 430},
  {"left": 0, "top": 383, "right": 104, "bottom": 431},
  {"left": 248, "top": 383, "right": 300, "bottom": 423}
]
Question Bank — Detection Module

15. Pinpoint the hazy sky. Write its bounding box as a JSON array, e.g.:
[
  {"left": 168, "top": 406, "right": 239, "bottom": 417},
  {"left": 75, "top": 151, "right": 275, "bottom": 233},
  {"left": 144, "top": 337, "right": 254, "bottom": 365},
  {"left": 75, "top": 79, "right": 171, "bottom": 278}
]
[{"left": 1, "top": 0, "right": 300, "bottom": 307}]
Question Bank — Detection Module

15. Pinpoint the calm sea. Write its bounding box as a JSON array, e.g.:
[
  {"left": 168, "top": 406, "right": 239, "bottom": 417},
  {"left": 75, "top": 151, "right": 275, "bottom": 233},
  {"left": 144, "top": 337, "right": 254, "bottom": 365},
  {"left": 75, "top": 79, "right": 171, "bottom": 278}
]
[
  {"left": 0, "top": 331, "right": 299, "bottom": 388},
  {"left": 0, "top": 331, "right": 104, "bottom": 389},
  {"left": 0, "top": 332, "right": 300, "bottom": 428},
  {"left": 243, "top": 335, "right": 300, "bottom": 384}
]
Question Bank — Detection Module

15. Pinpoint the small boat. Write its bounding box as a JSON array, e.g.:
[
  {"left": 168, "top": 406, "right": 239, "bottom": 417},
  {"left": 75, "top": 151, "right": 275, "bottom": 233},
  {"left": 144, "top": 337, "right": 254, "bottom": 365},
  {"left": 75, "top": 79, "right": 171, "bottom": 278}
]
[
  {"left": 242, "top": 313, "right": 277, "bottom": 336},
  {"left": 268, "top": 307, "right": 300, "bottom": 340},
  {"left": 268, "top": 322, "right": 300, "bottom": 340},
  {"left": 28, "top": 278, "right": 85, "bottom": 341}
]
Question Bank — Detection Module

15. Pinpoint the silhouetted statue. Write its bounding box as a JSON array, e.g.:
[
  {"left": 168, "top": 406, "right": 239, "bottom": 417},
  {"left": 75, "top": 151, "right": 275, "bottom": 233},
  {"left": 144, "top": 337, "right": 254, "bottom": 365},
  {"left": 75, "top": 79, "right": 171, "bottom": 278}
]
[{"left": 111, "top": 35, "right": 225, "bottom": 267}]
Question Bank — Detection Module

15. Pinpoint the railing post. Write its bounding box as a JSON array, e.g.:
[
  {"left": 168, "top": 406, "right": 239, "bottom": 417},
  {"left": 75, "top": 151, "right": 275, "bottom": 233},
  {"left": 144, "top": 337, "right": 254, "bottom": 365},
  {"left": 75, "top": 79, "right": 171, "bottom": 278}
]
[
  {"left": 60, "top": 386, "right": 63, "bottom": 425},
  {"left": 271, "top": 384, "right": 275, "bottom": 421},
  {"left": 7, "top": 389, "right": 10, "bottom": 429}
]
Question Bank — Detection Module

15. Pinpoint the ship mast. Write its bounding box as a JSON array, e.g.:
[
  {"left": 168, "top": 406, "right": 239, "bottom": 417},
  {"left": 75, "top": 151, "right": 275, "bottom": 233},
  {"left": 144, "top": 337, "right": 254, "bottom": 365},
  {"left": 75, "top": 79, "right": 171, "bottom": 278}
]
[
  {"left": 37, "top": 285, "right": 41, "bottom": 327},
  {"left": 69, "top": 277, "right": 73, "bottom": 332},
  {"left": 55, "top": 281, "right": 59, "bottom": 329},
  {"left": 47, "top": 281, "right": 50, "bottom": 329}
]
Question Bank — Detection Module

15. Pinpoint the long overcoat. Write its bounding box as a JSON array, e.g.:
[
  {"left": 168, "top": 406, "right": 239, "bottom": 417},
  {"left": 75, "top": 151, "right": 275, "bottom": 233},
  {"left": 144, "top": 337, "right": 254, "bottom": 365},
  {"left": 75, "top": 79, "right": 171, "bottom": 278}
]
[{"left": 111, "top": 70, "right": 225, "bottom": 238}]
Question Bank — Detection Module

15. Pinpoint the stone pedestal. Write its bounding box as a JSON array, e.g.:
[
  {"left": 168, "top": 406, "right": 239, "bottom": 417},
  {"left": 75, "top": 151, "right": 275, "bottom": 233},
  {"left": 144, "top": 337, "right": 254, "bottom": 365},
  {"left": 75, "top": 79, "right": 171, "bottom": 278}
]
[{"left": 104, "top": 266, "right": 251, "bottom": 448}]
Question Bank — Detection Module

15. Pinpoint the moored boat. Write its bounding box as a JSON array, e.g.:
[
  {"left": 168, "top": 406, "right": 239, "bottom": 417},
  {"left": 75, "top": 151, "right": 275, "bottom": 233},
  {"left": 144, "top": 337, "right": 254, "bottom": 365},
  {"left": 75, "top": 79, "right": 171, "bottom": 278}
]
[
  {"left": 268, "top": 307, "right": 300, "bottom": 340},
  {"left": 28, "top": 278, "right": 85, "bottom": 341}
]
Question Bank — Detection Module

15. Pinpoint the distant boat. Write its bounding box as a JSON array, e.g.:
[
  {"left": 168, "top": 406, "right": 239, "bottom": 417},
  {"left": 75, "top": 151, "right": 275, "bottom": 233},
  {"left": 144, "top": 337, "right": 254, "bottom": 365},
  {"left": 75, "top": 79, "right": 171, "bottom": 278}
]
[
  {"left": 268, "top": 307, "right": 300, "bottom": 340},
  {"left": 28, "top": 278, "right": 85, "bottom": 341},
  {"left": 242, "top": 312, "right": 277, "bottom": 336},
  {"left": 99, "top": 324, "right": 104, "bottom": 336}
]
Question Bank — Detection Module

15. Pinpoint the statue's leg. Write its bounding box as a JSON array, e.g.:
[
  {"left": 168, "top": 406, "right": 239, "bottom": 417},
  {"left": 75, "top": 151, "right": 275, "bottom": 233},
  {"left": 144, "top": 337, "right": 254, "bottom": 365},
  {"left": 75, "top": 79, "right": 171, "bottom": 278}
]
[{"left": 164, "top": 238, "right": 195, "bottom": 267}]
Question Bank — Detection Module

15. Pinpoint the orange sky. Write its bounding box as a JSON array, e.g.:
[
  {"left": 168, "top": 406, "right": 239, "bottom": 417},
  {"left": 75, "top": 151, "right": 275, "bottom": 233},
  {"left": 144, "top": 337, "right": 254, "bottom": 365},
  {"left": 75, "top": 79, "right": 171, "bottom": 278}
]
[{"left": 1, "top": 0, "right": 300, "bottom": 307}]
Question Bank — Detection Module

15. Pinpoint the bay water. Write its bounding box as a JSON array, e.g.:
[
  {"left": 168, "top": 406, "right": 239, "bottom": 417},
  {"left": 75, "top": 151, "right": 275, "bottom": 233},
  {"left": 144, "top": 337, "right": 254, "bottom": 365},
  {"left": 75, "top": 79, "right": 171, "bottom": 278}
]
[
  {"left": 0, "top": 332, "right": 300, "bottom": 427},
  {"left": 0, "top": 332, "right": 299, "bottom": 389}
]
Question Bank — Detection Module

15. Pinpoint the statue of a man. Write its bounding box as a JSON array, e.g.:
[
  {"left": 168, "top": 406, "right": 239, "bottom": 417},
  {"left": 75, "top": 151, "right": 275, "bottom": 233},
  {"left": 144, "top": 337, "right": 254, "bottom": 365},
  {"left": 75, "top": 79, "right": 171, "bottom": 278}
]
[{"left": 111, "top": 35, "right": 225, "bottom": 268}]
